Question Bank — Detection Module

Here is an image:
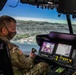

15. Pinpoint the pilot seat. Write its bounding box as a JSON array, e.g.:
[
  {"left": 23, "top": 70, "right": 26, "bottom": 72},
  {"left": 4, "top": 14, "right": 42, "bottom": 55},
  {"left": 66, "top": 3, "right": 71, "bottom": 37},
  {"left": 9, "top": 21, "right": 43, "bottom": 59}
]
[{"left": 0, "top": 39, "right": 14, "bottom": 75}]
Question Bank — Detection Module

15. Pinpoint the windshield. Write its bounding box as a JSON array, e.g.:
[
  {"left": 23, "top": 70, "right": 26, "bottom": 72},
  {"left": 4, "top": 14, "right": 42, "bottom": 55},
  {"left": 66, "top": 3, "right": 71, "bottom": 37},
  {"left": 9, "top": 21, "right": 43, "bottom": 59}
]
[{"left": 0, "top": 0, "right": 76, "bottom": 53}]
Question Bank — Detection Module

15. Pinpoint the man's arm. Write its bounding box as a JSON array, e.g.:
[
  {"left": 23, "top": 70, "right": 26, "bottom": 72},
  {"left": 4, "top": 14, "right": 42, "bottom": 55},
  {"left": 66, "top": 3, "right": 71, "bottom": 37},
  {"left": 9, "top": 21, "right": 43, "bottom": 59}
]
[{"left": 10, "top": 46, "right": 34, "bottom": 69}]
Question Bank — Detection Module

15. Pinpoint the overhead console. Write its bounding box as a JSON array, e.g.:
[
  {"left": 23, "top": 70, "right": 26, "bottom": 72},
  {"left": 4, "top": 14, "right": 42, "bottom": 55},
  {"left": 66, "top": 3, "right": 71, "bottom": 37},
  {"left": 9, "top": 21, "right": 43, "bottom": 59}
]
[
  {"left": 35, "top": 32, "right": 76, "bottom": 75},
  {"left": 57, "top": 0, "right": 76, "bottom": 14},
  {"left": 20, "top": 0, "right": 76, "bottom": 15}
]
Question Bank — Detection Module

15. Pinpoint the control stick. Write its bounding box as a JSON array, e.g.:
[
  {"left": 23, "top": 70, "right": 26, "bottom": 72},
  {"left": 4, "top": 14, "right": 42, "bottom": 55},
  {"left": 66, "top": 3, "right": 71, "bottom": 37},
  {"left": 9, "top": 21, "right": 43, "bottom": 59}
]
[{"left": 32, "top": 48, "right": 37, "bottom": 53}]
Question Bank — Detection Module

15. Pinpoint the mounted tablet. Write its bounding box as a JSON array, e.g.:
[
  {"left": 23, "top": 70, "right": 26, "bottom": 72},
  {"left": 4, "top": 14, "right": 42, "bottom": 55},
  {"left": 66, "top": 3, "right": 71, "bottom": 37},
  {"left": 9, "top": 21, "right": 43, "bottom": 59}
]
[{"left": 56, "top": 43, "right": 72, "bottom": 57}]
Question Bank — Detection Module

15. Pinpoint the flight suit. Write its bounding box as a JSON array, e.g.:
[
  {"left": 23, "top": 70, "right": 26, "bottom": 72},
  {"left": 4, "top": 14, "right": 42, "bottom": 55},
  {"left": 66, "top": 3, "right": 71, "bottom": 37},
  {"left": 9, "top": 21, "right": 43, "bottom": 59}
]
[{"left": 0, "top": 36, "right": 50, "bottom": 75}]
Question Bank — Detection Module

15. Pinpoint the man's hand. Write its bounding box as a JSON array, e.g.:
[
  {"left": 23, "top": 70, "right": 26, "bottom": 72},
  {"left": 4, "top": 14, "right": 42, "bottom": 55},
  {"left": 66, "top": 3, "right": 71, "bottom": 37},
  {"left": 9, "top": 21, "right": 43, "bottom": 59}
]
[
  {"left": 29, "top": 48, "right": 37, "bottom": 59},
  {"left": 29, "top": 51, "right": 36, "bottom": 59}
]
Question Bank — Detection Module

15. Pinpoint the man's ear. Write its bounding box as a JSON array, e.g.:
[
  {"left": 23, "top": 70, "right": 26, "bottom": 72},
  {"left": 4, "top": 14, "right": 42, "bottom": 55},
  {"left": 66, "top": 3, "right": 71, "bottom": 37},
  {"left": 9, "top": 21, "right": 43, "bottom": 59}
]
[{"left": 2, "top": 27, "right": 8, "bottom": 35}]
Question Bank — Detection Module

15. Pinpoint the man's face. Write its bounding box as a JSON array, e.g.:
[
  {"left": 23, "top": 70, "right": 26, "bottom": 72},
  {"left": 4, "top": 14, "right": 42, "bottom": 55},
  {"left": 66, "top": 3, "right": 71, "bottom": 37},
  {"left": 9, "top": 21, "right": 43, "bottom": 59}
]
[
  {"left": 5, "top": 21, "right": 16, "bottom": 40},
  {"left": 8, "top": 22, "right": 16, "bottom": 33}
]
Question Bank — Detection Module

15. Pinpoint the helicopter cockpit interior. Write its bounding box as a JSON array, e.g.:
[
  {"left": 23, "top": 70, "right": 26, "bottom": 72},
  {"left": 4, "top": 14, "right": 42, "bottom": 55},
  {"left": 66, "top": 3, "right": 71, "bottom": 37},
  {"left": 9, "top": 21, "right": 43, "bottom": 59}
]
[
  {"left": 35, "top": 31, "right": 76, "bottom": 75},
  {"left": 0, "top": 0, "right": 76, "bottom": 75},
  {"left": 20, "top": 0, "right": 76, "bottom": 75}
]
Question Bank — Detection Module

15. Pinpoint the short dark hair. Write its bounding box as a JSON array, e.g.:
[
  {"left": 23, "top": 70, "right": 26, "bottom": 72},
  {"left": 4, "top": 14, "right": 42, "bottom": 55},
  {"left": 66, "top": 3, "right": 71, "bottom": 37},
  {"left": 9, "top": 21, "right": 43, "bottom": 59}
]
[{"left": 0, "top": 15, "right": 16, "bottom": 32}]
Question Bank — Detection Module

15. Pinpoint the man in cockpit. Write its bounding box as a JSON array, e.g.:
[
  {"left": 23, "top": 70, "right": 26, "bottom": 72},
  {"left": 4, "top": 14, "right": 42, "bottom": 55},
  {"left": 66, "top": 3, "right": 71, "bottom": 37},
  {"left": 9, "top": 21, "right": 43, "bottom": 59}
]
[{"left": 0, "top": 15, "right": 49, "bottom": 75}]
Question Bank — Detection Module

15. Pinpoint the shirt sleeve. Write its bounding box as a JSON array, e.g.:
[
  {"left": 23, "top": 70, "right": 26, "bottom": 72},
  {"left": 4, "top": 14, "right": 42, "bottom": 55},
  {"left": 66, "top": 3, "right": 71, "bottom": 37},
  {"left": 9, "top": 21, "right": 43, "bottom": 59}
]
[{"left": 10, "top": 46, "right": 34, "bottom": 69}]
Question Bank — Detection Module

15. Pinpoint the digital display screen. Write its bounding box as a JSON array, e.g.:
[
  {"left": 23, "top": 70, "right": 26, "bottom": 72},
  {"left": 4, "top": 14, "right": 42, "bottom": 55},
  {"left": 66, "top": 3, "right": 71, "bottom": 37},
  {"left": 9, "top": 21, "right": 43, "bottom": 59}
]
[
  {"left": 56, "top": 43, "right": 72, "bottom": 57},
  {"left": 55, "top": 67, "right": 65, "bottom": 73},
  {"left": 40, "top": 41, "right": 55, "bottom": 54}
]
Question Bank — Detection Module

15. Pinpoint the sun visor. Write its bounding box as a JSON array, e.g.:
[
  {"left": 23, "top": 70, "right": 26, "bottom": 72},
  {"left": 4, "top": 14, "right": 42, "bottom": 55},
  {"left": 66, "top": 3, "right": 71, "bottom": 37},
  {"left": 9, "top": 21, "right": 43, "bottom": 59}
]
[
  {"left": 36, "top": 34, "right": 50, "bottom": 46},
  {"left": 36, "top": 32, "right": 76, "bottom": 46},
  {"left": 49, "top": 32, "right": 76, "bottom": 45}
]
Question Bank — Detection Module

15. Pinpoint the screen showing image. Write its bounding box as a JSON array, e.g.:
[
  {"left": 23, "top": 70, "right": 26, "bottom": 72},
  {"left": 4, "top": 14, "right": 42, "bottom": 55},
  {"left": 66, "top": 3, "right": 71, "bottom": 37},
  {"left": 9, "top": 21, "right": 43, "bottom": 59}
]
[
  {"left": 56, "top": 43, "right": 72, "bottom": 57},
  {"left": 41, "top": 41, "right": 55, "bottom": 54}
]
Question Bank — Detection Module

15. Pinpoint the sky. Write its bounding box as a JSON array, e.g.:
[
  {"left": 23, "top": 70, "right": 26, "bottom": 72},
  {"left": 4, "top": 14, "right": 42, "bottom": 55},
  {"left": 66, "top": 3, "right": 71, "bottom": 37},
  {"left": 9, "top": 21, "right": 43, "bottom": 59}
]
[{"left": 0, "top": 0, "right": 76, "bottom": 24}]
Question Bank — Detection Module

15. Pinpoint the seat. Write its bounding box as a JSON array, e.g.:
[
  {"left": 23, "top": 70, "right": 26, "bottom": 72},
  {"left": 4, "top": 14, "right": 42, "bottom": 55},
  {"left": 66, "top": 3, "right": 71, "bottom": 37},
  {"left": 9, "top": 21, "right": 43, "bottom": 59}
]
[{"left": 0, "top": 39, "right": 14, "bottom": 75}]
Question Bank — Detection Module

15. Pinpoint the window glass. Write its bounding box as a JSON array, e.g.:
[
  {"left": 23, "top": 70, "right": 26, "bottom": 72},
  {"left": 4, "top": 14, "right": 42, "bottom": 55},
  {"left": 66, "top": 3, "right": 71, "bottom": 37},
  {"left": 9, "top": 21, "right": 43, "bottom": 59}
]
[{"left": 0, "top": 0, "right": 76, "bottom": 53}]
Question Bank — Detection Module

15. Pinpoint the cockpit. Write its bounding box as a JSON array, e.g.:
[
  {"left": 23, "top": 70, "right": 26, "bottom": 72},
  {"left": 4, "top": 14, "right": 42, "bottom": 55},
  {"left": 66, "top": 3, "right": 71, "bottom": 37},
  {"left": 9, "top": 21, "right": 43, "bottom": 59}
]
[
  {"left": 0, "top": 0, "right": 76, "bottom": 75},
  {"left": 35, "top": 31, "right": 76, "bottom": 75}
]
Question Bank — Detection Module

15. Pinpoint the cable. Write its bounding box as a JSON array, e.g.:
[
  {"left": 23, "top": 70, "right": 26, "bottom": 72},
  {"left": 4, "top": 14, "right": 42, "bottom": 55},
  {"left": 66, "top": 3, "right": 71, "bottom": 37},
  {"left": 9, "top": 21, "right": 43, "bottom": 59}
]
[{"left": 8, "top": 0, "right": 19, "bottom": 8}]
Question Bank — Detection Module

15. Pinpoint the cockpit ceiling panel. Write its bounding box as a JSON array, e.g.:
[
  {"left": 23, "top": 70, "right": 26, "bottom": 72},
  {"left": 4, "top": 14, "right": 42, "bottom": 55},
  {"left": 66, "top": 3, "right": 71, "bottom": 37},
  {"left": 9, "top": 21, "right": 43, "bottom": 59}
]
[
  {"left": 58, "top": 0, "right": 76, "bottom": 14},
  {"left": 20, "top": 0, "right": 48, "bottom": 4}
]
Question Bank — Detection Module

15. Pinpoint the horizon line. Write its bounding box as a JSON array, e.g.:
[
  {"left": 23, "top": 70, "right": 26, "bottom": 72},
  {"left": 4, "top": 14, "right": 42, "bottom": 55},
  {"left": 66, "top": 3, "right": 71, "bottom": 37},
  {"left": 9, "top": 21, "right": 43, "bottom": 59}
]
[
  {"left": 14, "top": 16, "right": 69, "bottom": 24},
  {"left": 14, "top": 16, "right": 76, "bottom": 24}
]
